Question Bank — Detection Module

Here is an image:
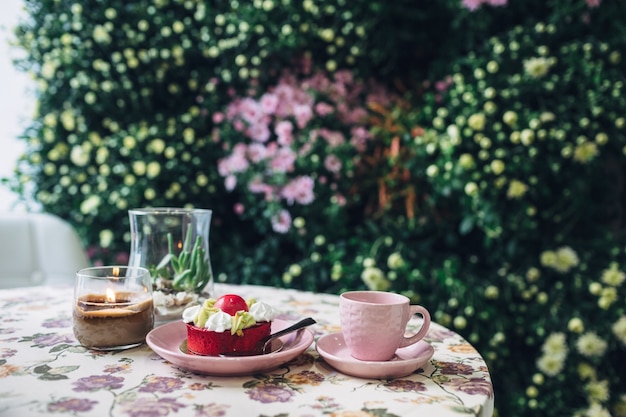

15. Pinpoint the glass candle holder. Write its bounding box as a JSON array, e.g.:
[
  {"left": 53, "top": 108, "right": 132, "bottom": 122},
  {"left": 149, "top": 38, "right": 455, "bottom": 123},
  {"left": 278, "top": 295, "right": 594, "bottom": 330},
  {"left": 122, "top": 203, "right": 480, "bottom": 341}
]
[{"left": 73, "top": 266, "right": 154, "bottom": 350}]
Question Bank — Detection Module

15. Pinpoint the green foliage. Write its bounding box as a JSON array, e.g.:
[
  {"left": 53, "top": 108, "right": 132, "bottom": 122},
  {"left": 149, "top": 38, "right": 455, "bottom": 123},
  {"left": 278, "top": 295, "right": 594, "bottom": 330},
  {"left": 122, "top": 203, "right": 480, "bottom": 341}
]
[{"left": 6, "top": 0, "right": 626, "bottom": 416}]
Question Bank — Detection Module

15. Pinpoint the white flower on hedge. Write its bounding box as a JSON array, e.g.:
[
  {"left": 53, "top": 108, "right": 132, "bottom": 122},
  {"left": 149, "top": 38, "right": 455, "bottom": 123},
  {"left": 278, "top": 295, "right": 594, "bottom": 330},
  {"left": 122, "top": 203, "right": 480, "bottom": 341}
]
[
  {"left": 502, "top": 110, "right": 518, "bottom": 126},
  {"left": 361, "top": 266, "right": 390, "bottom": 291},
  {"left": 596, "top": 275, "right": 617, "bottom": 299},
  {"left": 506, "top": 179, "right": 528, "bottom": 199},
  {"left": 459, "top": 153, "right": 474, "bottom": 169},
  {"left": 585, "top": 379, "right": 610, "bottom": 403},
  {"left": 41, "top": 61, "right": 57, "bottom": 80},
  {"left": 468, "top": 113, "right": 486, "bottom": 131},
  {"left": 576, "top": 332, "right": 608, "bottom": 358},
  {"left": 426, "top": 165, "right": 439, "bottom": 177},
  {"left": 612, "top": 316, "right": 626, "bottom": 345},
  {"left": 577, "top": 362, "right": 596, "bottom": 381},
  {"left": 490, "top": 159, "right": 505, "bottom": 175},
  {"left": 446, "top": 124, "right": 461, "bottom": 141},
  {"left": 43, "top": 113, "right": 57, "bottom": 127},
  {"left": 146, "top": 161, "right": 161, "bottom": 178},
  {"left": 84, "top": 92, "right": 96, "bottom": 104},
  {"left": 60, "top": 110, "right": 75, "bottom": 131},
  {"left": 80, "top": 195, "right": 101, "bottom": 214},
  {"left": 132, "top": 161, "right": 146, "bottom": 176},
  {"left": 99, "top": 229, "right": 113, "bottom": 248},
  {"left": 567, "top": 317, "right": 584, "bottom": 333},
  {"left": 523, "top": 56, "right": 553, "bottom": 78},
  {"left": 540, "top": 246, "right": 578, "bottom": 273},
  {"left": 536, "top": 353, "right": 566, "bottom": 377},
  {"left": 555, "top": 246, "right": 579, "bottom": 272},
  {"left": 542, "top": 332, "right": 568, "bottom": 356},
  {"left": 93, "top": 24, "right": 111, "bottom": 44},
  {"left": 598, "top": 286, "right": 617, "bottom": 310},
  {"left": 70, "top": 144, "right": 90, "bottom": 166},
  {"left": 537, "top": 332, "right": 568, "bottom": 377},
  {"left": 520, "top": 129, "right": 535, "bottom": 145},
  {"left": 465, "top": 182, "right": 478, "bottom": 196},
  {"left": 149, "top": 138, "right": 166, "bottom": 154},
  {"left": 363, "top": 257, "right": 376, "bottom": 268},
  {"left": 573, "top": 141, "right": 599, "bottom": 163},
  {"left": 387, "top": 253, "right": 405, "bottom": 270},
  {"left": 583, "top": 403, "right": 611, "bottom": 417}
]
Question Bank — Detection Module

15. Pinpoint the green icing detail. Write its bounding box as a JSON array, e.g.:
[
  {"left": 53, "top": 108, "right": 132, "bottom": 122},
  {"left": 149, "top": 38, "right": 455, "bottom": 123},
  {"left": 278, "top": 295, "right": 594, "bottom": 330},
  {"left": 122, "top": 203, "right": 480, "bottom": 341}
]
[
  {"left": 193, "top": 298, "right": 258, "bottom": 333},
  {"left": 194, "top": 298, "right": 218, "bottom": 327},
  {"left": 231, "top": 311, "right": 257, "bottom": 335}
]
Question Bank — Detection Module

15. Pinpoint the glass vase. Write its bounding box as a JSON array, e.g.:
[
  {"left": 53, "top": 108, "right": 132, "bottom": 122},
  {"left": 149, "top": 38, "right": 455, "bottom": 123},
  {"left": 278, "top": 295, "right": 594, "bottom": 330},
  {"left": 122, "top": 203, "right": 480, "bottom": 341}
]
[{"left": 128, "top": 208, "right": 215, "bottom": 322}]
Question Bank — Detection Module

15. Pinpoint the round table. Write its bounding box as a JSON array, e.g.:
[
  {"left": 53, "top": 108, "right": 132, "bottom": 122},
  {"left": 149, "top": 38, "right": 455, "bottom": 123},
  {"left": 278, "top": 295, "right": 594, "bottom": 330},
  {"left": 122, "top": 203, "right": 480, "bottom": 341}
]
[{"left": 0, "top": 283, "right": 494, "bottom": 417}]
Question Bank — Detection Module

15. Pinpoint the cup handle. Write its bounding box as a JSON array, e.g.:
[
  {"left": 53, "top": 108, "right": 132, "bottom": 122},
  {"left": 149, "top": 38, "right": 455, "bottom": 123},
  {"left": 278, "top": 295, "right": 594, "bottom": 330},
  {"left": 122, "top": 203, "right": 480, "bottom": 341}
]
[{"left": 399, "top": 305, "right": 431, "bottom": 348}]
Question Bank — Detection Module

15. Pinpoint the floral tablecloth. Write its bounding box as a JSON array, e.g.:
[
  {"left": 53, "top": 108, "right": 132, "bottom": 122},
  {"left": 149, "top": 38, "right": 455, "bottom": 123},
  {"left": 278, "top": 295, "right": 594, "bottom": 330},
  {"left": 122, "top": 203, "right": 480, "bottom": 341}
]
[{"left": 0, "top": 283, "right": 494, "bottom": 417}]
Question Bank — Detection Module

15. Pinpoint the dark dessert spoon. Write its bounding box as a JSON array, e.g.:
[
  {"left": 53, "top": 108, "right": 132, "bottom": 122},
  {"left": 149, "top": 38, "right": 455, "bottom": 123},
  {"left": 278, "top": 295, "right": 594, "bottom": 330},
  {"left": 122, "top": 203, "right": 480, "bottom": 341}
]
[{"left": 220, "top": 317, "right": 316, "bottom": 357}]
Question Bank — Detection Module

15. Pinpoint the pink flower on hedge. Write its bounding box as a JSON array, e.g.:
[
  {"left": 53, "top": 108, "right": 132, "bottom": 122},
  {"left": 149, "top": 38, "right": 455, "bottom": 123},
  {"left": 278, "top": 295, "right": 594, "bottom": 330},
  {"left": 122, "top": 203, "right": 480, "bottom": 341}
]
[
  {"left": 224, "top": 175, "right": 237, "bottom": 191},
  {"left": 281, "top": 176, "right": 314, "bottom": 205},
  {"left": 324, "top": 155, "right": 342, "bottom": 173},
  {"left": 218, "top": 144, "right": 249, "bottom": 175},
  {"left": 248, "top": 178, "right": 276, "bottom": 200},
  {"left": 239, "top": 97, "right": 264, "bottom": 124},
  {"left": 247, "top": 142, "right": 269, "bottom": 163},
  {"left": 462, "top": 0, "right": 507, "bottom": 10},
  {"left": 260, "top": 93, "right": 279, "bottom": 114},
  {"left": 585, "top": 0, "right": 601, "bottom": 7},
  {"left": 315, "top": 102, "right": 334, "bottom": 116},
  {"left": 275, "top": 120, "right": 294, "bottom": 145},
  {"left": 270, "top": 147, "right": 297, "bottom": 173},
  {"left": 248, "top": 122, "right": 271, "bottom": 142},
  {"left": 271, "top": 210, "right": 292, "bottom": 233},
  {"left": 214, "top": 67, "right": 396, "bottom": 233}
]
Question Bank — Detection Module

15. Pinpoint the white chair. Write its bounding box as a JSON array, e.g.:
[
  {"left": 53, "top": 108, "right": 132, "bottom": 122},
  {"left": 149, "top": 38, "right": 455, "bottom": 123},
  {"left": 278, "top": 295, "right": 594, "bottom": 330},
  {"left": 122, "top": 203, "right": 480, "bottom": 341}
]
[{"left": 0, "top": 211, "right": 90, "bottom": 288}]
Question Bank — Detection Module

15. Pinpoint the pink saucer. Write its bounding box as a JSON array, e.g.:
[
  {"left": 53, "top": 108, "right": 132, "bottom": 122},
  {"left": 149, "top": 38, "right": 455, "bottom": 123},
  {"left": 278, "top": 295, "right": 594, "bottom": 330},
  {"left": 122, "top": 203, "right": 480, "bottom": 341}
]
[
  {"left": 316, "top": 332, "right": 434, "bottom": 379},
  {"left": 146, "top": 319, "right": 314, "bottom": 376}
]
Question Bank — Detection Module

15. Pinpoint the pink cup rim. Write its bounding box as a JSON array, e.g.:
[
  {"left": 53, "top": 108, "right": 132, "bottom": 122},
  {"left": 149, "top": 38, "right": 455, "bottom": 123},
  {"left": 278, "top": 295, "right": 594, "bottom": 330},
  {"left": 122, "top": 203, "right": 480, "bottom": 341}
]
[{"left": 340, "top": 290, "right": 408, "bottom": 306}]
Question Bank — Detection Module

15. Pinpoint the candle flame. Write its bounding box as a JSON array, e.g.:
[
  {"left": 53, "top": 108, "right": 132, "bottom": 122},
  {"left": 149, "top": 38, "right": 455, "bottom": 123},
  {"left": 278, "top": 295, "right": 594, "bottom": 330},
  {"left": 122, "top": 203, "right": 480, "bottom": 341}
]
[
  {"left": 105, "top": 288, "right": 116, "bottom": 303},
  {"left": 177, "top": 240, "right": 183, "bottom": 250},
  {"left": 112, "top": 267, "right": 120, "bottom": 277}
]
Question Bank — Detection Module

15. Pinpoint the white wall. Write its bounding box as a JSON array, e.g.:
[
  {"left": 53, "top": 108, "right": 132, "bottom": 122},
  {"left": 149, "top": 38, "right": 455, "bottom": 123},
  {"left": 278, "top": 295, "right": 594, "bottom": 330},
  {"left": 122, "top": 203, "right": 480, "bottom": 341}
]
[{"left": 0, "top": 0, "right": 34, "bottom": 211}]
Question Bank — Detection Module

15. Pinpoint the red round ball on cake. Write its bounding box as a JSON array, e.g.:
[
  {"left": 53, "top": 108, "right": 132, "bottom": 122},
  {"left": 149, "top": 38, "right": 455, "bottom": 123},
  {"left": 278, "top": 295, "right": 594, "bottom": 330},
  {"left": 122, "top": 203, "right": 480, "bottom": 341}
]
[{"left": 182, "top": 294, "right": 275, "bottom": 356}]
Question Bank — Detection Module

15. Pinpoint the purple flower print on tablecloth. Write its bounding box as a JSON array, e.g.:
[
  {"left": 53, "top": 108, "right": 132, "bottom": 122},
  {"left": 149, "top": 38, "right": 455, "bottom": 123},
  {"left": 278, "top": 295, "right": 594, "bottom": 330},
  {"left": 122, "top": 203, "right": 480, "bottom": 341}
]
[
  {"left": 443, "top": 377, "right": 494, "bottom": 397},
  {"left": 29, "top": 333, "right": 75, "bottom": 347},
  {"left": 47, "top": 398, "right": 98, "bottom": 413},
  {"left": 42, "top": 317, "right": 71, "bottom": 328},
  {"left": 0, "top": 328, "right": 19, "bottom": 335},
  {"left": 385, "top": 379, "right": 428, "bottom": 393},
  {"left": 0, "top": 348, "right": 17, "bottom": 358},
  {"left": 73, "top": 375, "right": 124, "bottom": 391},
  {"left": 139, "top": 376, "right": 185, "bottom": 393},
  {"left": 120, "top": 397, "right": 186, "bottom": 417},
  {"left": 288, "top": 370, "right": 325, "bottom": 385},
  {"left": 103, "top": 363, "right": 132, "bottom": 374},
  {"left": 247, "top": 383, "right": 295, "bottom": 403},
  {"left": 192, "top": 402, "right": 230, "bottom": 417},
  {"left": 436, "top": 361, "right": 474, "bottom": 376}
]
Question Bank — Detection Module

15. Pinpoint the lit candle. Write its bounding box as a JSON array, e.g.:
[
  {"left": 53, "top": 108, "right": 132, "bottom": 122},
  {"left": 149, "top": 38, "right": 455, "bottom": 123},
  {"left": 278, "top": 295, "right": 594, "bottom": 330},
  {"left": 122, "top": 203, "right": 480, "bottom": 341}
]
[{"left": 73, "top": 266, "right": 154, "bottom": 350}]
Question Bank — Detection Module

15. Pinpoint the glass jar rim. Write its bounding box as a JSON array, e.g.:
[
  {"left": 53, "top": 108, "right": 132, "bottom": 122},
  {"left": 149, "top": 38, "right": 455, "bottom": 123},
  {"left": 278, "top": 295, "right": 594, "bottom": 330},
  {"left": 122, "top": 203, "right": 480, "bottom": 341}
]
[
  {"left": 129, "top": 207, "right": 212, "bottom": 216},
  {"left": 76, "top": 265, "right": 151, "bottom": 279}
]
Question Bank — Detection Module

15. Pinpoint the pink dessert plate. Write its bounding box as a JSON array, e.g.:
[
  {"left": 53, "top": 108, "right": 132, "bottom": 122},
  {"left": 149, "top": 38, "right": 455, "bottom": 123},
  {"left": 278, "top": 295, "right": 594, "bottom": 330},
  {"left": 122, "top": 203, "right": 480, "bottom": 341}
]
[
  {"left": 316, "top": 332, "right": 434, "bottom": 379},
  {"left": 146, "top": 318, "right": 314, "bottom": 376}
]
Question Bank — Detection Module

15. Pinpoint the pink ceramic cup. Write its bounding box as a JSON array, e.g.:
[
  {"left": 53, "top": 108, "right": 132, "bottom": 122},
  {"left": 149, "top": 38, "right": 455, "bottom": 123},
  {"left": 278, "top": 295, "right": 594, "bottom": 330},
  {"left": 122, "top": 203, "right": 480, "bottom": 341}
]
[{"left": 339, "top": 291, "right": 431, "bottom": 361}]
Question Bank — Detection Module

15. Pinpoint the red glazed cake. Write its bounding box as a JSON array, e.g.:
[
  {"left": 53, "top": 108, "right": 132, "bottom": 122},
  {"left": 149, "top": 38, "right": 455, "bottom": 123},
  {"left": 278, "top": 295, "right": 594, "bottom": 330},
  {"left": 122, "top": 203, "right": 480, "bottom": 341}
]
[{"left": 182, "top": 294, "right": 275, "bottom": 356}]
